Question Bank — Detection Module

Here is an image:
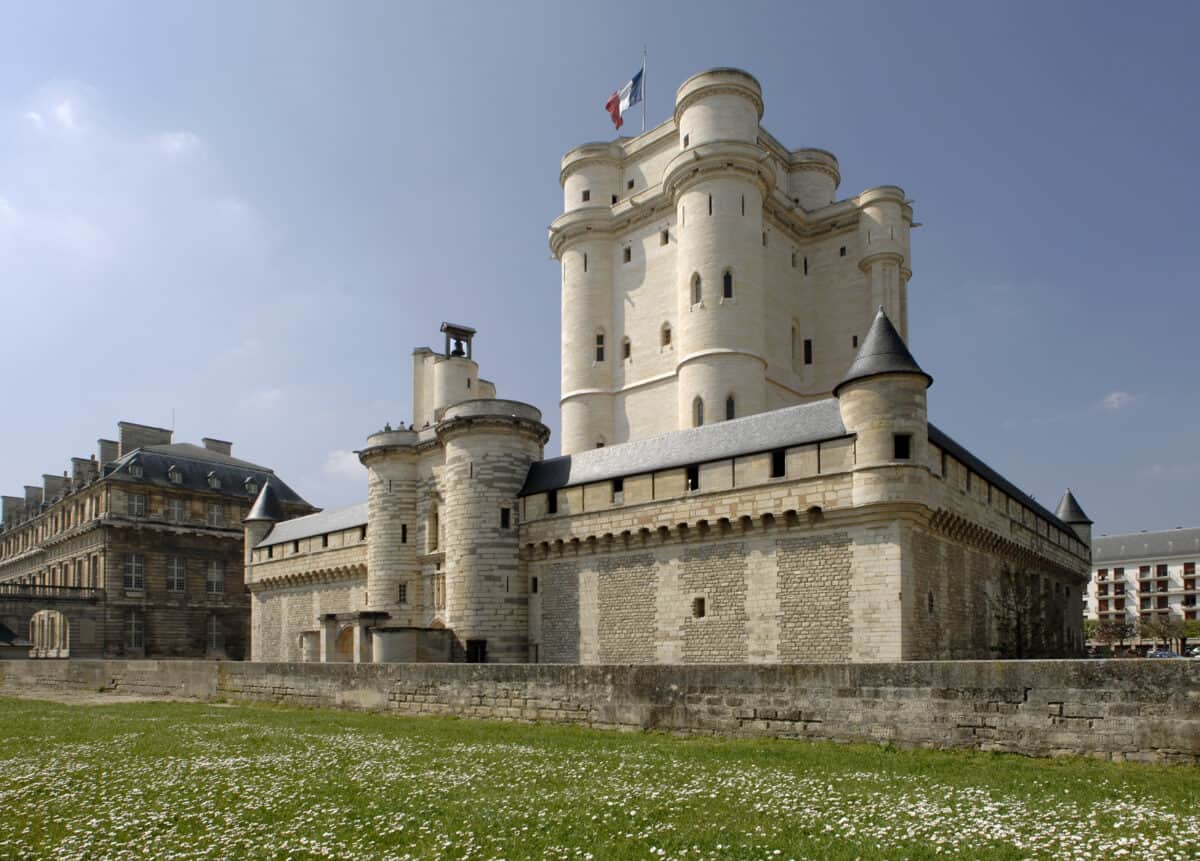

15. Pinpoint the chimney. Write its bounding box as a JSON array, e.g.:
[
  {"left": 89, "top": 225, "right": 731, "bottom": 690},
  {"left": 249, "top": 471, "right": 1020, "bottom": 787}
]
[
  {"left": 71, "top": 457, "right": 99, "bottom": 487},
  {"left": 202, "top": 438, "right": 233, "bottom": 457},
  {"left": 42, "top": 473, "right": 69, "bottom": 502},
  {"left": 98, "top": 439, "right": 119, "bottom": 465},
  {"left": 117, "top": 421, "right": 173, "bottom": 457},
  {"left": 2, "top": 496, "right": 25, "bottom": 529},
  {"left": 24, "top": 485, "right": 43, "bottom": 511}
]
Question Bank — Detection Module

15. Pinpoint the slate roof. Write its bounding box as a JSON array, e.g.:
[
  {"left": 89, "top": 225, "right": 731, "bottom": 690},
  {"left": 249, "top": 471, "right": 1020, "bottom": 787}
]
[
  {"left": 520, "top": 398, "right": 848, "bottom": 496},
  {"left": 1093, "top": 527, "right": 1200, "bottom": 564},
  {"left": 257, "top": 502, "right": 369, "bottom": 548},
  {"left": 834, "top": 307, "right": 932, "bottom": 395},
  {"left": 104, "top": 443, "right": 309, "bottom": 507},
  {"left": 928, "top": 424, "right": 1078, "bottom": 537},
  {"left": 245, "top": 482, "right": 287, "bottom": 523},
  {"left": 1055, "top": 489, "right": 1092, "bottom": 525}
]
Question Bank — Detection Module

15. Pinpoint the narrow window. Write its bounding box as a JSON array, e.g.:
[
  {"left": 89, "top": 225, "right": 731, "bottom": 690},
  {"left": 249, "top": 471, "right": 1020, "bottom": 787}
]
[
  {"left": 400, "top": 524, "right": 407, "bottom": 544},
  {"left": 583, "top": 253, "right": 587, "bottom": 272},
  {"left": 207, "top": 503, "right": 223, "bottom": 527},
  {"left": 803, "top": 339, "right": 813, "bottom": 365},
  {"left": 661, "top": 324, "right": 671, "bottom": 347},
  {"left": 683, "top": 133, "right": 689, "bottom": 147},
  {"left": 692, "top": 596, "right": 706, "bottom": 618},
  {"left": 292, "top": 540, "right": 299, "bottom": 554},
  {"left": 762, "top": 232, "right": 768, "bottom": 247},
  {"left": 398, "top": 582, "right": 408, "bottom": 604},
  {"left": 531, "top": 576, "right": 539, "bottom": 594},
  {"left": 611, "top": 194, "right": 617, "bottom": 205},
  {"left": 791, "top": 251, "right": 797, "bottom": 268},
  {"left": 686, "top": 464, "right": 700, "bottom": 491},
  {"left": 771, "top": 449, "right": 786, "bottom": 478},
  {"left": 500, "top": 507, "right": 511, "bottom": 529},
  {"left": 360, "top": 525, "right": 368, "bottom": 541},
  {"left": 803, "top": 256, "right": 808, "bottom": 275},
  {"left": 894, "top": 434, "right": 912, "bottom": 460},
  {"left": 595, "top": 332, "right": 605, "bottom": 362},
  {"left": 791, "top": 326, "right": 798, "bottom": 361},
  {"left": 267, "top": 546, "right": 274, "bottom": 560},
  {"left": 627, "top": 179, "right": 635, "bottom": 190},
  {"left": 612, "top": 477, "right": 624, "bottom": 503},
  {"left": 547, "top": 492, "right": 558, "bottom": 515},
  {"left": 725, "top": 396, "right": 735, "bottom": 421},
  {"left": 206, "top": 560, "right": 225, "bottom": 594},
  {"left": 127, "top": 493, "right": 146, "bottom": 517},
  {"left": 581, "top": 189, "right": 590, "bottom": 202},
  {"left": 660, "top": 229, "right": 669, "bottom": 246},
  {"left": 692, "top": 397, "right": 704, "bottom": 428},
  {"left": 722, "top": 270, "right": 733, "bottom": 299},
  {"left": 852, "top": 335, "right": 859, "bottom": 348},
  {"left": 839, "top": 245, "right": 846, "bottom": 257},
  {"left": 691, "top": 273, "right": 702, "bottom": 305},
  {"left": 741, "top": 195, "right": 745, "bottom": 216},
  {"left": 707, "top": 194, "right": 712, "bottom": 215},
  {"left": 622, "top": 337, "right": 631, "bottom": 360},
  {"left": 126, "top": 609, "right": 144, "bottom": 649},
  {"left": 166, "top": 557, "right": 185, "bottom": 593},
  {"left": 623, "top": 246, "right": 631, "bottom": 263},
  {"left": 322, "top": 533, "right": 329, "bottom": 548}
]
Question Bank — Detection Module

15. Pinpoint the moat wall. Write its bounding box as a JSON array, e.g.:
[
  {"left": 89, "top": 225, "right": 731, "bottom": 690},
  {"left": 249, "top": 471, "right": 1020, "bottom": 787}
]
[{"left": 1, "top": 659, "right": 1196, "bottom": 763}]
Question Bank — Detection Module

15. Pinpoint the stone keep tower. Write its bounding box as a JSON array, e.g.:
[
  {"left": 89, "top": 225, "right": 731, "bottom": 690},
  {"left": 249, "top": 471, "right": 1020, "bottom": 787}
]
[
  {"left": 357, "top": 323, "right": 549, "bottom": 662},
  {"left": 552, "top": 68, "right": 915, "bottom": 455}
]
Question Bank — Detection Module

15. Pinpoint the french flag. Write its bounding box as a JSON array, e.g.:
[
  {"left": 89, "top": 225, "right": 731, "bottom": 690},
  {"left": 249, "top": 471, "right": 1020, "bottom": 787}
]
[{"left": 605, "top": 69, "right": 644, "bottom": 130}]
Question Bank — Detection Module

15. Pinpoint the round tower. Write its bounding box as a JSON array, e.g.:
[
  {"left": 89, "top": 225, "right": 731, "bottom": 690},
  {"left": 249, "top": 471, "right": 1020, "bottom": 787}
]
[
  {"left": 857, "top": 186, "right": 912, "bottom": 341},
  {"left": 664, "top": 68, "right": 773, "bottom": 430},
  {"left": 243, "top": 482, "right": 284, "bottom": 566},
  {"left": 358, "top": 426, "right": 419, "bottom": 613},
  {"left": 437, "top": 399, "right": 549, "bottom": 662},
  {"left": 834, "top": 307, "right": 932, "bottom": 506},
  {"left": 1055, "top": 489, "right": 1093, "bottom": 545},
  {"left": 555, "top": 143, "right": 621, "bottom": 453},
  {"left": 790, "top": 149, "right": 840, "bottom": 211}
]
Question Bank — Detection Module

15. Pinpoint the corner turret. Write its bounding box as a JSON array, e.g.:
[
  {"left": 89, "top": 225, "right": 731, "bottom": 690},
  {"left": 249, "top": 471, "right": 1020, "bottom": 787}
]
[
  {"left": 1055, "top": 489, "right": 1093, "bottom": 545},
  {"left": 243, "top": 482, "right": 283, "bottom": 565},
  {"left": 835, "top": 307, "right": 932, "bottom": 505}
]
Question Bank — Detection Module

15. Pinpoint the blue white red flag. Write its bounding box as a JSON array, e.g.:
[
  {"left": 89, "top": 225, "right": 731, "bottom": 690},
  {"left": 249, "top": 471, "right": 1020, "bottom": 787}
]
[{"left": 605, "top": 70, "right": 644, "bottom": 130}]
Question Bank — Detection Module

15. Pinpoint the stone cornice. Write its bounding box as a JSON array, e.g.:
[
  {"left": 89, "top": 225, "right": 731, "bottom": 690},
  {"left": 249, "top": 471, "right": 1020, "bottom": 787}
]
[
  {"left": 661, "top": 141, "right": 775, "bottom": 202},
  {"left": 247, "top": 561, "right": 366, "bottom": 591},
  {"left": 929, "top": 509, "right": 1089, "bottom": 578}
]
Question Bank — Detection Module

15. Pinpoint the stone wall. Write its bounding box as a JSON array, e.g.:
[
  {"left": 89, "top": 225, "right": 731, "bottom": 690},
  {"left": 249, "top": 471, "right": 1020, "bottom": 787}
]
[{"left": 1, "top": 659, "right": 1196, "bottom": 764}]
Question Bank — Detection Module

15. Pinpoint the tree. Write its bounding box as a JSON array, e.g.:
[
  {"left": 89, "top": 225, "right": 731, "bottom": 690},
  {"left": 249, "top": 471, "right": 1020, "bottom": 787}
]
[
  {"left": 1083, "top": 618, "right": 1100, "bottom": 644},
  {"left": 1094, "top": 619, "right": 1137, "bottom": 653},
  {"left": 1142, "top": 615, "right": 1186, "bottom": 651},
  {"left": 1182, "top": 619, "right": 1200, "bottom": 653}
]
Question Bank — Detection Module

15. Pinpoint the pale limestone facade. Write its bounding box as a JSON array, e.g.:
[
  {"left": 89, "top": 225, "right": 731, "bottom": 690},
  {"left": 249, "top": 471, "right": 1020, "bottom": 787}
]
[
  {"left": 554, "top": 68, "right": 912, "bottom": 455},
  {"left": 244, "top": 68, "right": 1090, "bottom": 666}
]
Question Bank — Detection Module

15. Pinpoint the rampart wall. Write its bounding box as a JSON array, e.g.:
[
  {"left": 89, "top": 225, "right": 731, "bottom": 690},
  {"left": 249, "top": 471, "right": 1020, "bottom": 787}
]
[{"left": 1, "top": 659, "right": 1195, "bottom": 763}]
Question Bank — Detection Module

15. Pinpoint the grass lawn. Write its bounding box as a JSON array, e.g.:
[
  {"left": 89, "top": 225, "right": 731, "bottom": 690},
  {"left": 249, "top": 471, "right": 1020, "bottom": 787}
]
[{"left": 0, "top": 696, "right": 1196, "bottom": 860}]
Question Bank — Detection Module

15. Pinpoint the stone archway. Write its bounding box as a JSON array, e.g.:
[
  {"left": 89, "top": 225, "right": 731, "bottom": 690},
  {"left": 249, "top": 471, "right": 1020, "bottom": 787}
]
[
  {"left": 29, "top": 609, "right": 69, "bottom": 658},
  {"left": 333, "top": 625, "right": 355, "bottom": 662}
]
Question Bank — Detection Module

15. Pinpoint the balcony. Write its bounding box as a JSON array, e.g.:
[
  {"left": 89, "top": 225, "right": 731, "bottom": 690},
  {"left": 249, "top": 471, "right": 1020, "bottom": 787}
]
[{"left": 0, "top": 583, "right": 102, "bottom": 601}]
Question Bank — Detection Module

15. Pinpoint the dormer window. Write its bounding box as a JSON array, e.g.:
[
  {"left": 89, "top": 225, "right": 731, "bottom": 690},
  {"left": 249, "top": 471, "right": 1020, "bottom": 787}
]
[
  {"left": 128, "top": 459, "right": 143, "bottom": 479},
  {"left": 244, "top": 477, "right": 258, "bottom": 496},
  {"left": 206, "top": 471, "right": 221, "bottom": 490},
  {"left": 167, "top": 465, "right": 182, "bottom": 484}
]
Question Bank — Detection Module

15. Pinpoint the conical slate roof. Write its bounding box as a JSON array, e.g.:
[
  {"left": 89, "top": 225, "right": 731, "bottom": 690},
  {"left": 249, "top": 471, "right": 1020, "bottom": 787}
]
[
  {"left": 1055, "top": 489, "right": 1092, "bottom": 525},
  {"left": 833, "top": 307, "right": 932, "bottom": 396},
  {"left": 244, "top": 481, "right": 285, "bottom": 523}
]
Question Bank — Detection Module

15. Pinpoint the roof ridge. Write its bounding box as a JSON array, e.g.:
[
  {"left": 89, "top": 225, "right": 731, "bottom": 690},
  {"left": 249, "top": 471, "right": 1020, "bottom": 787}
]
[{"left": 134, "top": 443, "right": 273, "bottom": 473}]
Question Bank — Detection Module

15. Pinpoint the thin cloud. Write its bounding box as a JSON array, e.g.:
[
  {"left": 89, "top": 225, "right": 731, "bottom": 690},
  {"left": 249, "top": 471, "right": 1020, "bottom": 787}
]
[
  {"left": 323, "top": 450, "right": 362, "bottom": 481},
  {"left": 1140, "top": 462, "right": 1200, "bottom": 482},
  {"left": 1100, "top": 391, "right": 1136, "bottom": 411}
]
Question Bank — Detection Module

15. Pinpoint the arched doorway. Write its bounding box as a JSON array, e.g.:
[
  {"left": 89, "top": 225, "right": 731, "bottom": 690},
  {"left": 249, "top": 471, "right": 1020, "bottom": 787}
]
[
  {"left": 29, "top": 609, "right": 69, "bottom": 658},
  {"left": 333, "top": 625, "right": 355, "bottom": 662}
]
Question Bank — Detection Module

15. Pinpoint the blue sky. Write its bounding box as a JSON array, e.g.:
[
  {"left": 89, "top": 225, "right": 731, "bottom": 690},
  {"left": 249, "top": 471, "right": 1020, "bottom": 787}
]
[{"left": 0, "top": 1, "right": 1196, "bottom": 535}]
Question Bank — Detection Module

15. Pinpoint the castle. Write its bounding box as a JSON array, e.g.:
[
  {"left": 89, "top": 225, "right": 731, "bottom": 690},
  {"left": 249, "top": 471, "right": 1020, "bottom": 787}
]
[{"left": 244, "top": 68, "right": 1092, "bottom": 665}]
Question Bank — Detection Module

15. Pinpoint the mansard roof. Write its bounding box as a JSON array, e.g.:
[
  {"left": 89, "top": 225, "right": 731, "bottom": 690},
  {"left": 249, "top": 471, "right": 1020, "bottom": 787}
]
[
  {"left": 520, "top": 398, "right": 848, "bottom": 496},
  {"left": 834, "top": 307, "right": 932, "bottom": 396},
  {"left": 255, "top": 501, "right": 368, "bottom": 548},
  {"left": 1093, "top": 527, "right": 1200, "bottom": 565},
  {"left": 1054, "top": 489, "right": 1092, "bottom": 525},
  {"left": 105, "top": 443, "right": 310, "bottom": 507}
]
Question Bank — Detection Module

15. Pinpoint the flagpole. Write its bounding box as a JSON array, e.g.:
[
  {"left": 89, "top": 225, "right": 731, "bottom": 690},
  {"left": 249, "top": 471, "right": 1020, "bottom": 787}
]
[{"left": 641, "top": 46, "right": 647, "bottom": 133}]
